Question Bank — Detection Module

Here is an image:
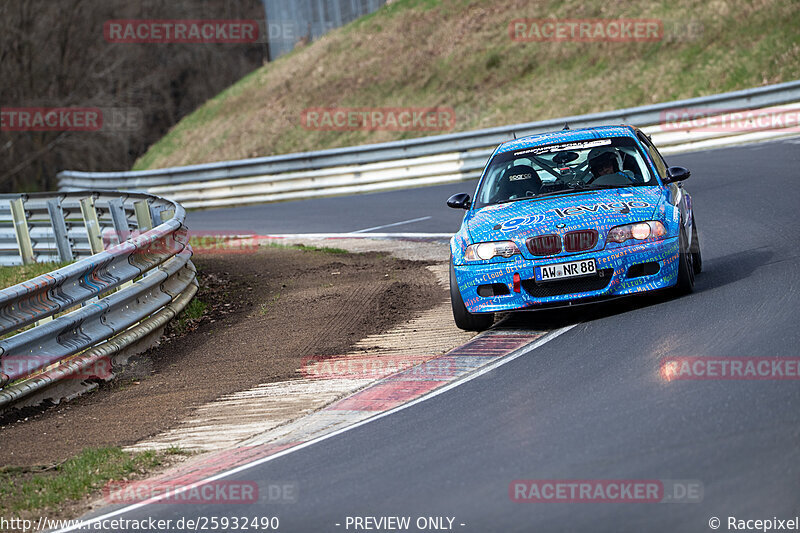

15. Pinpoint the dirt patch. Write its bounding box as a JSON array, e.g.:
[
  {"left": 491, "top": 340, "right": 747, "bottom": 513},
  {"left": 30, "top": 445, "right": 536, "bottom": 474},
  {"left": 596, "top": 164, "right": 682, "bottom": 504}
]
[{"left": 0, "top": 247, "right": 443, "bottom": 467}]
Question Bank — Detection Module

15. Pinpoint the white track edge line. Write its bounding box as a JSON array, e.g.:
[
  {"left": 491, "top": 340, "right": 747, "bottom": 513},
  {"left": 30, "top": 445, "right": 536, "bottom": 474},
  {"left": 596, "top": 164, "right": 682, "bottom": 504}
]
[
  {"left": 256, "top": 232, "right": 453, "bottom": 239},
  {"left": 52, "top": 324, "right": 576, "bottom": 532},
  {"left": 350, "top": 216, "right": 433, "bottom": 234}
]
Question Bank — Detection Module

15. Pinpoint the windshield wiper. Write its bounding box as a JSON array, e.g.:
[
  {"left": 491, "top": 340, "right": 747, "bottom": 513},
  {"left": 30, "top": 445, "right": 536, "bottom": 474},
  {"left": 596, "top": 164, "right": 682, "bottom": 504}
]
[
  {"left": 533, "top": 183, "right": 632, "bottom": 198},
  {"left": 493, "top": 196, "right": 537, "bottom": 205},
  {"left": 580, "top": 183, "right": 634, "bottom": 190},
  {"left": 487, "top": 183, "right": 638, "bottom": 206}
]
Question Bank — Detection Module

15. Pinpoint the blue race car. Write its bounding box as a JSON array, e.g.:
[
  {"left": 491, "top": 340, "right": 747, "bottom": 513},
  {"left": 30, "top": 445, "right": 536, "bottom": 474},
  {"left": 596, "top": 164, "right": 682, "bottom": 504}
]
[{"left": 447, "top": 125, "right": 701, "bottom": 331}]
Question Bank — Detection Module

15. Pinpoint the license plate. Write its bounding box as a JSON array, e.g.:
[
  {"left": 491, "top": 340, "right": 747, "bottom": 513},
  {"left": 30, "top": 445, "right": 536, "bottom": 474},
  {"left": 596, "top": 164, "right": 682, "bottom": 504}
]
[{"left": 536, "top": 259, "right": 596, "bottom": 282}]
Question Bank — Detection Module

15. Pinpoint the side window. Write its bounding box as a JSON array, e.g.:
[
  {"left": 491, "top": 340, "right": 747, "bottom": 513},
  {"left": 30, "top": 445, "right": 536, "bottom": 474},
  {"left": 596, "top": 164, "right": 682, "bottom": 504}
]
[{"left": 638, "top": 132, "right": 668, "bottom": 179}]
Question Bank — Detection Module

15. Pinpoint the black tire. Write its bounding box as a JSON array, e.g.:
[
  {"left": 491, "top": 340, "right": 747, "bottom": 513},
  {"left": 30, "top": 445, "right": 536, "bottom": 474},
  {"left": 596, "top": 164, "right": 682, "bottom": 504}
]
[
  {"left": 675, "top": 225, "right": 695, "bottom": 295},
  {"left": 449, "top": 262, "right": 494, "bottom": 331},
  {"left": 690, "top": 214, "right": 702, "bottom": 274}
]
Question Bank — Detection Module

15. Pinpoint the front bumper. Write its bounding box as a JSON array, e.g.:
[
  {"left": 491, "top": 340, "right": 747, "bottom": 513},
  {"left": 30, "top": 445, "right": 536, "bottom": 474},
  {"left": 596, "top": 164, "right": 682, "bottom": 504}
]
[{"left": 453, "top": 237, "right": 680, "bottom": 314}]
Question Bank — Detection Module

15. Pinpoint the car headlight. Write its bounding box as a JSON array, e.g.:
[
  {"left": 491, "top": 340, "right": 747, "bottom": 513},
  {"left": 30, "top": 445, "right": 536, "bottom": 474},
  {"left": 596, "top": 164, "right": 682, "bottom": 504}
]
[
  {"left": 606, "top": 221, "right": 667, "bottom": 244},
  {"left": 464, "top": 241, "right": 521, "bottom": 261}
]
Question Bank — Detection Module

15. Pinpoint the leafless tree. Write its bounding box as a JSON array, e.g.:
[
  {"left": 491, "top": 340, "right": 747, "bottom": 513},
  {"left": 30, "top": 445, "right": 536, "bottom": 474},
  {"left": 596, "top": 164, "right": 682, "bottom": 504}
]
[{"left": 0, "top": 0, "right": 266, "bottom": 192}]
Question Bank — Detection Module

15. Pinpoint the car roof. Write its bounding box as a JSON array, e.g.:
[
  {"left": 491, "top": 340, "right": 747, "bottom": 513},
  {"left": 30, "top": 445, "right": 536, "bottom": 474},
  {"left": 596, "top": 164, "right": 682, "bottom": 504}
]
[{"left": 495, "top": 125, "right": 639, "bottom": 155}]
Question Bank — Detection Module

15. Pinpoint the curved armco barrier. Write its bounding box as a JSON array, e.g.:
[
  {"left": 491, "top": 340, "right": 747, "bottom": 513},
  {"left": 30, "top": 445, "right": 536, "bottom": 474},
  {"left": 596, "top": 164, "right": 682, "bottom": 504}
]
[
  {"left": 57, "top": 80, "right": 800, "bottom": 208},
  {"left": 0, "top": 192, "right": 197, "bottom": 410}
]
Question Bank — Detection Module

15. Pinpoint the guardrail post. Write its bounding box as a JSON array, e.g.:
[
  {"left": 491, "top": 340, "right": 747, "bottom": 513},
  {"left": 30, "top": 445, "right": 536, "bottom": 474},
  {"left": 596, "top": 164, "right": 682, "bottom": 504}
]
[
  {"left": 107, "top": 198, "right": 135, "bottom": 289},
  {"left": 9, "top": 197, "right": 35, "bottom": 265},
  {"left": 80, "top": 197, "right": 105, "bottom": 304},
  {"left": 80, "top": 197, "right": 104, "bottom": 255},
  {"left": 134, "top": 200, "right": 153, "bottom": 232},
  {"left": 36, "top": 199, "right": 65, "bottom": 325},
  {"left": 107, "top": 198, "right": 131, "bottom": 243},
  {"left": 150, "top": 205, "right": 164, "bottom": 227},
  {"left": 134, "top": 200, "right": 155, "bottom": 278},
  {"left": 46, "top": 199, "right": 74, "bottom": 263}
]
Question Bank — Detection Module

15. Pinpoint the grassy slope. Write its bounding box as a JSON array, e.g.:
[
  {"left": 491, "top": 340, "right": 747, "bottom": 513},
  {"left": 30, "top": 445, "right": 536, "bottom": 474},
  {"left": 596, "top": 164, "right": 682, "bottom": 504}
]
[{"left": 135, "top": 0, "right": 800, "bottom": 170}]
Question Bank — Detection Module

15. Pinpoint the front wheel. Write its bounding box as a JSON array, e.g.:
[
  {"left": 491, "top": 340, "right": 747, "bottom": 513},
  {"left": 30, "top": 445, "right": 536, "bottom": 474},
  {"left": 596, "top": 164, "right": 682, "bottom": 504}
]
[
  {"left": 675, "top": 225, "right": 695, "bottom": 295},
  {"left": 690, "top": 214, "right": 702, "bottom": 274},
  {"left": 449, "top": 262, "right": 493, "bottom": 331}
]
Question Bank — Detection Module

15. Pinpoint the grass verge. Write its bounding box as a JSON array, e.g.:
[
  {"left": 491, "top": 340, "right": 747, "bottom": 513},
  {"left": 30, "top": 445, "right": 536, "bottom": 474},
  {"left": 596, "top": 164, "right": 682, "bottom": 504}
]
[
  {"left": 168, "top": 297, "right": 208, "bottom": 336},
  {"left": 189, "top": 235, "right": 348, "bottom": 256},
  {"left": 265, "top": 242, "right": 349, "bottom": 255},
  {"left": 0, "top": 446, "right": 192, "bottom": 518}
]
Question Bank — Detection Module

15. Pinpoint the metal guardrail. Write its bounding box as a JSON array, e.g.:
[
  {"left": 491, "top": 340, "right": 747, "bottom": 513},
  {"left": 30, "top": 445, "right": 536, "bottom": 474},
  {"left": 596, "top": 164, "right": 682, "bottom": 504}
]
[
  {"left": 58, "top": 80, "right": 800, "bottom": 210},
  {"left": 0, "top": 192, "right": 197, "bottom": 410},
  {"left": 0, "top": 193, "right": 176, "bottom": 267}
]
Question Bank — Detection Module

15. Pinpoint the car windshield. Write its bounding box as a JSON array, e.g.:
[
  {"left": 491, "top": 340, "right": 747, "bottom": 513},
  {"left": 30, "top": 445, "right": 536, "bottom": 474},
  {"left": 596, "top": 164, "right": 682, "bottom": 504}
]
[{"left": 473, "top": 136, "right": 656, "bottom": 208}]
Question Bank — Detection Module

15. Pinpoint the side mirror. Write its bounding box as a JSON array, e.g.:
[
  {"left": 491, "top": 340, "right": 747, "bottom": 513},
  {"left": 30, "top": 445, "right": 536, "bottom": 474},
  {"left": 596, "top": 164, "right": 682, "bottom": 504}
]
[
  {"left": 447, "top": 193, "right": 471, "bottom": 210},
  {"left": 666, "top": 166, "right": 691, "bottom": 183}
]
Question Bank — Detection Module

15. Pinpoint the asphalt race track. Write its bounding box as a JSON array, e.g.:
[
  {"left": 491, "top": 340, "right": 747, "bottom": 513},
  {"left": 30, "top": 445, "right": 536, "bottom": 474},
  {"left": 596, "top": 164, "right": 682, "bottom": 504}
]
[
  {"left": 82, "top": 137, "right": 800, "bottom": 532},
  {"left": 184, "top": 179, "right": 469, "bottom": 235}
]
